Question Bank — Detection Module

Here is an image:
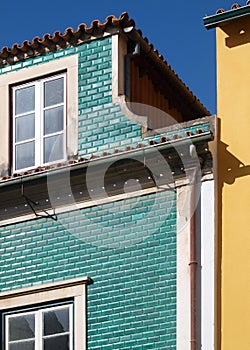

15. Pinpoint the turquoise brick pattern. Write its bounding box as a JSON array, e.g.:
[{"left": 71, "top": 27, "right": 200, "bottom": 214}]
[
  {"left": 0, "top": 36, "right": 180, "bottom": 349},
  {"left": 0, "top": 190, "right": 176, "bottom": 349},
  {"left": 77, "top": 37, "right": 142, "bottom": 157},
  {"left": 0, "top": 37, "right": 210, "bottom": 159}
]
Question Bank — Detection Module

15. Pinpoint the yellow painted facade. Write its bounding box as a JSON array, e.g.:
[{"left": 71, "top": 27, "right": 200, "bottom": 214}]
[{"left": 216, "top": 14, "right": 250, "bottom": 350}]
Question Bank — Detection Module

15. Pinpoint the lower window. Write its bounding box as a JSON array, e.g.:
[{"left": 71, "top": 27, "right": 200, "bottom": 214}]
[
  {"left": 0, "top": 277, "right": 92, "bottom": 350},
  {"left": 4, "top": 302, "right": 73, "bottom": 350}
]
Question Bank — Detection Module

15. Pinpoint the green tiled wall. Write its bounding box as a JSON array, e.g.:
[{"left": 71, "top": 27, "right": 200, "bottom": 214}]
[
  {"left": 0, "top": 37, "right": 178, "bottom": 348},
  {"left": 0, "top": 191, "right": 176, "bottom": 349},
  {"left": 77, "top": 38, "right": 143, "bottom": 157},
  {"left": 77, "top": 38, "right": 210, "bottom": 156},
  {"left": 0, "top": 37, "right": 143, "bottom": 157},
  {"left": 0, "top": 37, "right": 211, "bottom": 158}
]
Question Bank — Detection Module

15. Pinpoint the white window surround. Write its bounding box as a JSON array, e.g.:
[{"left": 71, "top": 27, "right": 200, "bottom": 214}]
[
  {"left": 0, "top": 277, "right": 92, "bottom": 350},
  {"left": 0, "top": 54, "right": 78, "bottom": 177},
  {"left": 111, "top": 34, "right": 148, "bottom": 132}
]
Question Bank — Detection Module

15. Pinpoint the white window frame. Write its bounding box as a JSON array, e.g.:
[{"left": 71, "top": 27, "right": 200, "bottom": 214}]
[
  {"left": 5, "top": 302, "right": 73, "bottom": 350},
  {"left": 0, "top": 54, "right": 78, "bottom": 177},
  {"left": 0, "top": 277, "right": 92, "bottom": 350},
  {"left": 12, "top": 73, "right": 67, "bottom": 172}
]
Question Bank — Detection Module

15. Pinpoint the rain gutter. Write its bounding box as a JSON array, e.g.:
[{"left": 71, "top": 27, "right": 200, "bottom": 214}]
[{"left": 0, "top": 131, "right": 213, "bottom": 189}]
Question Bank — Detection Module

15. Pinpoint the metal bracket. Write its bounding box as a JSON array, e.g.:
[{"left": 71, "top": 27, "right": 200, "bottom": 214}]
[{"left": 21, "top": 184, "right": 57, "bottom": 221}]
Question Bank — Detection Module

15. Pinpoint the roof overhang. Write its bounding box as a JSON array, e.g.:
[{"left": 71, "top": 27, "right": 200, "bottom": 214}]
[
  {"left": 204, "top": 5, "right": 250, "bottom": 29},
  {"left": 0, "top": 131, "right": 213, "bottom": 225}
]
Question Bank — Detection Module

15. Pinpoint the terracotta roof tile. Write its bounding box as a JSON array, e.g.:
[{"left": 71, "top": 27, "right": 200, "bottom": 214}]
[
  {"left": 0, "top": 12, "right": 210, "bottom": 116},
  {"left": 160, "top": 136, "right": 170, "bottom": 143},
  {"left": 0, "top": 14, "right": 214, "bottom": 186},
  {"left": 148, "top": 140, "right": 158, "bottom": 145},
  {"left": 0, "top": 128, "right": 213, "bottom": 183},
  {"left": 215, "top": 1, "right": 250, "bottom": 14},
  {"left": 0, "top": 12, "right": 133, "bottom": 66}
]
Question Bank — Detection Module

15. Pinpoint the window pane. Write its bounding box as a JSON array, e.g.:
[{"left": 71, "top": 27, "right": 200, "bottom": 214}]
[
  {"left": 15, "top": 113, "right": 35, "bottom": 142},
  {"left": 44, "top": 307, "right": 69, "bottom": 336},
  {"left": 44, "top": 106, "right": 64, "bottom": 135},
  {"left": 44, "top": 134, "right": 64, "bottom": 163},
  {"left": 15, "top": 141, "right": 35, "bottom": 170},
  {"left": 9, "top": 341, "right": 35, "bottom": 350},
  {"left": 8, "top": 314, "right": 35, "bottom": 341},
  {"left": 44, "top": 77, "right": 64, "bottom": 107},
  {"left": 15, "top": 86, "right": 35, "bottom": 115},
  {"left": 44, "top": 335, "right": 69, "bottom": 350}
]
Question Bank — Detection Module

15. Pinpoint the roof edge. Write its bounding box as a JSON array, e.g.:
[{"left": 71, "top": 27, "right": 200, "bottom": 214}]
[
  {"left": 0, "top": 12, "right": 133, "bottom": 67},
  {"left": 204, "top": 5, "right": 250, "bottom": 29},
  {"left": 0, "top": 129, "right": 214, "bottom": 187},
  {"left": 125, "top": 27, "right": 210, "bottom": 116},
  {"left": 0, "top": 12, "right": 210, "bottom": 117}
]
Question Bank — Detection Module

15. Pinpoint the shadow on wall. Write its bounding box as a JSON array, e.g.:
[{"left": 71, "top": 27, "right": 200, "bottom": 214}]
[
  {"left": 0, "top": 163, "right": 9, "bottom": 177},
  {"left": 223, "top": 17, "right": 250, "bottom": 48},
  {"left": 219, "top": 140, "right": 250, "bottom": 184},
  {"left": 216, "top": 117, "right": 250, "bottom": 350}
]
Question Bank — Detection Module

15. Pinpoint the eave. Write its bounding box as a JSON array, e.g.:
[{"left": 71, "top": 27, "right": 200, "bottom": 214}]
[
  {"left": 0, "top": 12, "right": 210, "bottom": 119},
  {"left": 124, "top": 27, "right": 210, "bottom": 117},
  {"left": 0, "top": 131, "right": 213, "bottom": 225},
  {"left": 204, "top": 4, "right": 250, "bottom": 29}
]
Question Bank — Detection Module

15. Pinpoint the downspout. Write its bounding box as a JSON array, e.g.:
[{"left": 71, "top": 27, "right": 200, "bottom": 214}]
[{"left": 190, "top": 170, "right": 198, "bottom": 350}]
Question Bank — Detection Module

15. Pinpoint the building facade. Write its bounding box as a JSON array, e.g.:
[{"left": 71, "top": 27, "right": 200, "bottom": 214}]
[
  {"left": 0, "top": 13, "right": 215, "bottom": 349},
  {"left": 204, "top": 2, "right": 250, "bottom": 350}
]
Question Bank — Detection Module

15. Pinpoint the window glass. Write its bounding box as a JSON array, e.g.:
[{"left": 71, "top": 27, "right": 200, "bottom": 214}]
[
  {"left": 44, "top": 107, "right": 64, "bottom": 135},
  {"left": 44, "top": 134, "right": 64, "bottom": 164},
  {"left": 15, "top": 142, "right": 35, "bottom": 170},
  {"left": 44, "top": 78, "right": 64, "bottom": 107},
  {"left": 15, "top": 86, "right": 35, "bottom": 115},
  {"left": 43, "top": 307, "right": 69, "bottom": 336},
  {"left": 15, "top": 114, "right": 35, "bottom": 142},
  {"left": 9, "top": 314, "right": 35, "bottom": 341},
  {"left": 44, "top": 335, "right": 69, "bottom": 350},
  {"left": 9, "top": 341, "right": 35, "bottom": 350}
]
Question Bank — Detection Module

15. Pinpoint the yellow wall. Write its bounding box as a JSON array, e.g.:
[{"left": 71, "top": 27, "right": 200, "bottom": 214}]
[{"left": 216, "top": 16, "right": 250, "bottom": 350}]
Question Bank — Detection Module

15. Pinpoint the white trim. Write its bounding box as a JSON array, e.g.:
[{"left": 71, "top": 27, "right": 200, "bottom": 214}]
[
  {"left": 201, "top": 180, "right": 215, "bottom": 350},
  {"left": 114, "top": 95, "right": 148, "bottom": 127},
  {"left": 177, "top": 185, "right": 191, "bottom": 350},
  {"left": 111, "top": 35, "right": 148, "bottom": 131},
  {"left": 0, "top": 54, "right": 78, "bottom": 177},
  {"left": 112, "top": 34, "right": 127, "bottom": 100},
  {"left": 177, "top": 180, "right": 215, "bottom": 349},
  {"left": 111, "top": 34, "right": 119, "bottom": 101},
  {"left": 0, "top": 277, "right": 92, "bottom": 350}
]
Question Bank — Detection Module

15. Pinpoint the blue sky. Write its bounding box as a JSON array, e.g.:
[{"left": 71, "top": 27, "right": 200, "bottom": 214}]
[{"left": 0, "top": 1, "right": 241, "bottom": 114}]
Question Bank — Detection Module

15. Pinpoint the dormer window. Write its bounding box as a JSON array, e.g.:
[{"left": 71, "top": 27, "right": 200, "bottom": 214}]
[{"left": 12, "top": 73, "right": 66, "bottom": 172}]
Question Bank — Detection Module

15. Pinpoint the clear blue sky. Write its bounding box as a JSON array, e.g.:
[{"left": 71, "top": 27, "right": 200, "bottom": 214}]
[{"left": 0, "top": 1, "right": 239, "bottom": 114}]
